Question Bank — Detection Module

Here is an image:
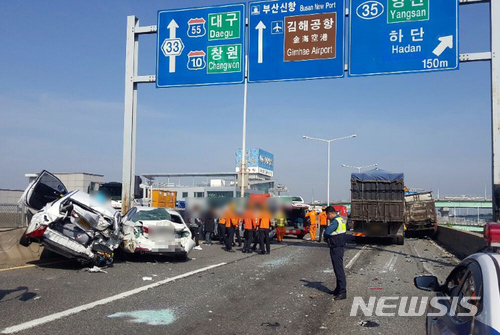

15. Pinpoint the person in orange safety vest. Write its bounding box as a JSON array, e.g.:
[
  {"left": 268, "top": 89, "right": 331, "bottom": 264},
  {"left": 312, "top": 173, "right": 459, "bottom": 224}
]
[
  {"left": 242, "top": 209, "right": 256, "bottom": 253},
  {"left": 258, "top": 210, "right": 273, "bottom": 254},
  {"left": 225, "top": 214, "right": 239, "bottom": 252},
  {"left": 305, "top": 208, "right": 318, "bottom": 242},
  {"left": 318, "top": 208, "right": 328, "bottom": 243}
]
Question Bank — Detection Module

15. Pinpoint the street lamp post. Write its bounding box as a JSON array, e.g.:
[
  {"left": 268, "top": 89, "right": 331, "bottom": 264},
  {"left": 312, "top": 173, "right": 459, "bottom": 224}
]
[
  {"left": 303, "top": 134, "right": 357, "bottom": 205},
  {"left": 341, "top": 163, "right": 378, "bottom": 173}
]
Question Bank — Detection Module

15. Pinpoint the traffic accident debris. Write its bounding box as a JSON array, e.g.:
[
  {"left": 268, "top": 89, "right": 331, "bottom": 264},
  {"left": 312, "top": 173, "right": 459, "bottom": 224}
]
[
  {"left": 83, "top": 266, "right": 108, "bottom": 274},
  {"left": 108, "top": 309, "right": 176, "bottom": 325},
  {"left": 261, "top": 322, "right": 280, "bottom": 328},
  {"left": 358, "top": 320, "right": 380, "bottom": 327}
]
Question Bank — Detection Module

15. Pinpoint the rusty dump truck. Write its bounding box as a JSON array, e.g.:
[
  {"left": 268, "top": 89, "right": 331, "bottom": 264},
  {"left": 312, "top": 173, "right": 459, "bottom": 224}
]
[
  {"left": 404, "top": 191, "right": 438, "bottom": 235},
  {"left": 350, "top": 169, "right": 405, "bottom": 245}
]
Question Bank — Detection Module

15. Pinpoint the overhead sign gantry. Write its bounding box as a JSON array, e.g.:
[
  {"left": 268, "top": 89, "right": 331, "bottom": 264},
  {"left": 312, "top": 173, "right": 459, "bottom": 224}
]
[{"left": 123, "top": 1, "right": 498, "bottom": 216}]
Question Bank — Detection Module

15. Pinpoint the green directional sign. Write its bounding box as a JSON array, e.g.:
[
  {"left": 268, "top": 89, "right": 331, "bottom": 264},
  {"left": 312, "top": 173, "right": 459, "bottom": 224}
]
[
  {"left": 208, "top": 11, "right": 241, "bottom": 40},
  {"left": 388, "top": 0, "right": 429, "bottom": 23},
  {"left": 207, "top": 44, "right": 242, "bottom": 74}
]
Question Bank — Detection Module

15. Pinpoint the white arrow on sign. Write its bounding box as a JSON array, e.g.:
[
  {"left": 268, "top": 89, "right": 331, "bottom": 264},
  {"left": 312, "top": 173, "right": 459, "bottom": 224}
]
[
  {"left": 168, "top": 19, "right": 179, "bottom": 73},
  {"left": 432, "top": 35, "right": 453, "bottom": 57},
  {"left": 256, "top": 21, "right": 266, "bottom": 64}
]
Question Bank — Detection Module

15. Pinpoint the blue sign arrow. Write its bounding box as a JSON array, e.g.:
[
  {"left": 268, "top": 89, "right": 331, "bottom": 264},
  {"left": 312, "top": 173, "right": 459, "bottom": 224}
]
[
  {"left": 349, "top": 0, "right": 459, "bottom": 77},
  {"left": 248, "top": 0, "right": 345, "bottom": 83},
  {"left": 156, "top": 4, "right": 246, "bottom": 88}
]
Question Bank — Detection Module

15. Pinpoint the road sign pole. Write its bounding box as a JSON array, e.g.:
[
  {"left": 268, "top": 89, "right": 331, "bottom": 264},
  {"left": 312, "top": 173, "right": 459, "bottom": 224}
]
[
  {"left": 240, "top": 55, "right": 249, "bottom": 198},
  {"left": 491, "top": 0, "right": 500, "bottom": 221},
  {"left": 122, "top": 16, "right": 139, "bottom": 215},
  {"left": 327, "top": 141, "right": 331, "bottom": 205},
  {"left": 122, "top": 16, "right": 157, "bottom": 214}
]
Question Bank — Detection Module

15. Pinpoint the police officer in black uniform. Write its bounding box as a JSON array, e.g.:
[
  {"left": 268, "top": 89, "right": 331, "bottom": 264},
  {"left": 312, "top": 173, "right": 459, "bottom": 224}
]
[{"left": 324, "top": 206, "right": 347, "bottom": 300}]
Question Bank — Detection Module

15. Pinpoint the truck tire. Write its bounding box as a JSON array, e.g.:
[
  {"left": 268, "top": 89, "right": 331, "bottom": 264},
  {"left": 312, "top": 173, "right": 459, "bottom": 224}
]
[{"left": 354, "top": 236, "right": 364, "bottom": 244}]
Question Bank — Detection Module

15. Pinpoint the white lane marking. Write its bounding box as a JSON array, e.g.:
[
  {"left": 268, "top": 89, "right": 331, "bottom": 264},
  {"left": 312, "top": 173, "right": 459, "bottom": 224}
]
[
  {"left": 411, "top": 243, "right": 437, "bottom": 277},
  {"left": 346, "top": 245, "right": 367, "bottom": 270},
  {"left": 1, "top": 262, "right": 226, "bottom": 334},
  {"left": 380, "top": 254, "right": 398, "bottom": 273},
  {"left": 389, "top": 254, "right": 397, "bottom": 272}
]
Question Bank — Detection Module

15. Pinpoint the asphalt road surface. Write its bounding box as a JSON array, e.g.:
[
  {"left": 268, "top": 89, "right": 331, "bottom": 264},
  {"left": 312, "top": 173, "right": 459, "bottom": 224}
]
[{"left": 0, "top": 235, "right": 458, "bottom": 335}]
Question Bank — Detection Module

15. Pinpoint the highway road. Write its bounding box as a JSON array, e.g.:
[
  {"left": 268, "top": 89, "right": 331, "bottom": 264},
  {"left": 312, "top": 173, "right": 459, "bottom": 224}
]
[{"left": 0, "top": 235, "right": 458, "bottom": 335}]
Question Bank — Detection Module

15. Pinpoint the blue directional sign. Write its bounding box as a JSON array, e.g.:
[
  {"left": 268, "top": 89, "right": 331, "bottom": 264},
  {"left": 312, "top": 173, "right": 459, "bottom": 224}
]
[
  {"left": 248, "top": 0, "right": 345, "bottom": 83},
  {"left": 349, "top": 0, "right": 458, "bottom": 76},
  {"left": 156, "top": 4, "right": 246, "bottom": 88}
]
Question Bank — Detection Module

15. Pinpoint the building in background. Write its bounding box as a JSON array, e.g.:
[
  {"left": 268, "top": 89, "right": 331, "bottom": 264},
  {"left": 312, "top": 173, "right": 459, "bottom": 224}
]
[
  {"left": 0, "top": 189, "right": 24, "bottom": 205},
  {"left": 140, "top": 172, "right": 275, "bottom": 203},
  {"left": 141, "top": 148, "right": 277, "bottom": 203}
]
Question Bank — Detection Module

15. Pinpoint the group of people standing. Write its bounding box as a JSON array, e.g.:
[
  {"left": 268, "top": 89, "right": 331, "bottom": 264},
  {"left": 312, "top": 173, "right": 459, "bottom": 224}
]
[
  {"left": 217, "top": 205, "right": 274, "bottom": 254},
  {"left": 188, "top": 204, "right": 277, "bottom": 254}
]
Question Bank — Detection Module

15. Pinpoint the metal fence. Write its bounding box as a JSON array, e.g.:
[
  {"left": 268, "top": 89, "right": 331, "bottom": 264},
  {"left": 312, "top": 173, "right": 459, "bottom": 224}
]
[
  {"left": 438, "top": 216, "right": 487, "bottom": 226},
  {"left": 0, "top": 204, "right": 26, "bottom": 228}
]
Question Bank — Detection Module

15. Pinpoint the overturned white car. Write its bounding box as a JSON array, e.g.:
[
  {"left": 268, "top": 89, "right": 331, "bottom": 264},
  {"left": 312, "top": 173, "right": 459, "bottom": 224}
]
[{"left": 121, "top": 206, "right": 195, "bottom": 260}]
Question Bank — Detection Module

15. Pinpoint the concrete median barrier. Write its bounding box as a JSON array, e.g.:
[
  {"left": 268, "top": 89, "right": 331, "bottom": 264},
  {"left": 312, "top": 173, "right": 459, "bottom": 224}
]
[
  {"left": 0, "top": 228, "right": 45, "bottom": 266},
  {"left": 433, "top": 225, "right": 487, "bottom": 260}
]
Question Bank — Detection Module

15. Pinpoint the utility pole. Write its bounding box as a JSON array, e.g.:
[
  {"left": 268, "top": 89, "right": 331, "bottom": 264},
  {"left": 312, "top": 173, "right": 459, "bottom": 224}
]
[{"left": 491, "top": 0, "right": 500, "bottom": 221}]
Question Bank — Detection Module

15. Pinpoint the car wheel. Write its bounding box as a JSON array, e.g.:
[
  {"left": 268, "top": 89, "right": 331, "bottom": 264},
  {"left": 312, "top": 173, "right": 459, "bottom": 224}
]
[{"left": 19, "top": 234, "right": 30, "bottom": 247}]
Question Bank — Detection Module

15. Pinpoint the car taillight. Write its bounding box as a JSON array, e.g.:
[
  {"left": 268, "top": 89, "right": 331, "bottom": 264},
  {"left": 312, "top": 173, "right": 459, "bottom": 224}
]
[
  {"left": 142, "top": 226, "right": 149, "bottom": 234},
  {"left": 26, "top": 226, "right": 48, "bottom": 239},
  {"left": 484, "top": 222, "right": 500, "bottom": 247}
]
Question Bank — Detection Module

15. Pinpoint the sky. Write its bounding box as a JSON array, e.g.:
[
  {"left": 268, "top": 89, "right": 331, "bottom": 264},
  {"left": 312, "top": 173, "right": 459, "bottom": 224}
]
[{"left": 0, "top": 0, "right": 493, "bottom": 202}]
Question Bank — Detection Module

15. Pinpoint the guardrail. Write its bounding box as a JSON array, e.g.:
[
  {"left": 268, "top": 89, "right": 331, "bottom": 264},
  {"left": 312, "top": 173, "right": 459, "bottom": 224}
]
[{"left": 434, "top": 226, "right": 487, "bottom": 259}]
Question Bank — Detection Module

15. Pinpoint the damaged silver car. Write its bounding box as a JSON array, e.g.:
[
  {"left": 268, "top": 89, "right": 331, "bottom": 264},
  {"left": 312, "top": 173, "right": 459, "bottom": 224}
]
[
  {"left": 121, "top": 206, "right": 195, "bottom": 260},
  {"left": 19, "top": 170, "right": 121, "bottom": 266}
]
